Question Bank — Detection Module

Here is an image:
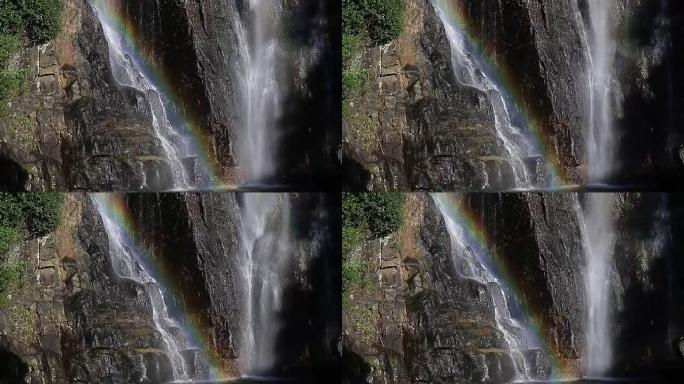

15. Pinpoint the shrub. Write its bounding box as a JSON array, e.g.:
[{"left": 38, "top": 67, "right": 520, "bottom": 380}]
[
  {"left": 342, "top": 68, "right": 367, "bottom": 100},
  {"left": 0, "top": 193, "right": 64, "bottom": 238},
  {"left": 342, "top": 32, "right": 364, "bottom": 68},
  {"left": 0, "top": 259, "right": 28, "bottom": 306},
  {"left": 342, "top": 225, "right": 363, "bottom": 255},
  {"left": 0, "top": 226, "right": 19, "bottom": 255},
  {"left": 342, "top": 257, "right": 369, "bottom": 294},
  {"left": 16, "top": 193, "right": 64, "bottom": 237},
  {"left": 0, "top": 2, "right": 23, "bottom": 35},
  {"left": 0, "top": 68, "right": 24, "bottom": 101},
  {"left": 343, "top": 192, "right": 405, "bottom": 240},
  {"left": 0, "top": 193, "right": 24, "bottom": 228},
  {"left": 363, "top": 0, "right": 406, "bottom": 45},
  {"left": 0, "top": 33, "right": 20, "bottom": 65},
  {"left": 20, "top": 0, "right": 63, "bottom": 45},
  {"left": 343, "top": 0, "right": 406, "bottom": 46}
]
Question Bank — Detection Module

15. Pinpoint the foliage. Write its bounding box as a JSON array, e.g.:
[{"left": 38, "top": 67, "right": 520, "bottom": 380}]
[
  {"left": 20, "top": 0, "right": 63, "bottom": 45},
  {"left": 0, "top": 259, "right": 28, "bottom": 307},
  {"left": 342, "top": 256, "right": 369, "bottom": 294},
  {"left": 0, "top": 226, "right": 19, "bottom": 255},
  {"left": 0, "top": 0, "right": 63, "bottom": 45},
  {"left": 343, "top": 0, "right": 406, "bottom": 46},
  {"left": 17, "top": 193, "right": 64, "bottom": 237},
  {"left": 342, "top": 192, "right": 405, "bottom": 306},
  {"left": 0, "top": 194, "right": 24, "bottom": 229},
  {"left": 0, "top": 0, "right": 63, "bottom": 108},
  {"left": 342, "top": 0, "right": 405, "bottom": 101},
  {"left": 343, "top": 192, "right": 405, "bottom": 242},
  {"left": 342, "top": 68, "right": 367, "bottom": 100},
  {"left": 0, "top": 68, "right": 25, "bottom": 105},
  {"left": 0, "top": 33, "right": 20, "bottom": 65},
  {"left": 342, "top": 225, "right": 363, "bottom": 255},
  {"left": 0, "top": 193, "right": 63, "bottom": 257}
]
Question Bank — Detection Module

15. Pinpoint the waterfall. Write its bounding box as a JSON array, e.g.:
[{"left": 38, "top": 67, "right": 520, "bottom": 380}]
[
  {"left": 238, "top": 193, "right": 291, "bottom": 376},
  {"left": 431, "top": 1, "right": 534, "bottom": 190},
  {"left": 89, "top": 0, "right": 198, "bottom": 190},
  {"left": 576, "top": 193, "right": 615, "bottom": 377},
  {"left": 581, "top": 0, "right": 619, "bottom": 183},
  {"left": 91, "top": 194, "right": 191, "bottom": 381},
  {"left": 235, "top": 2, "right": 285, "bottom": 185},
  {"left": 432, "top": 194, "right": 532, "bottom": 381}
]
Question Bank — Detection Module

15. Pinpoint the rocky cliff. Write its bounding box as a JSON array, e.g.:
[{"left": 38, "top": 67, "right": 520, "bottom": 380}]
[
  {"left": 0, "top": 0, "right": 340, "bottom": 191},
  {"left": 342, "top": 193, "right": 684, "bottom": 383},
  {"left": 0, "top": 192, "right": 340, "bottom": 383},
  {"left": 343, "top": 0, "right": 684, "bottom": 191}
]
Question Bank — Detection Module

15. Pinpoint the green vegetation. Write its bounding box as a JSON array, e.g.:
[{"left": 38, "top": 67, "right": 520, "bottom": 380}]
[
  {"left": 0, "top": 193, "right": 64, "bottom": 241},
  {"left": 0, "top": 0, "right": 63, "bottom": 112},
  {"left": 19, "top": 0, "right": 63, "bottom": 45},
  {"left": 0, "top": 226, "right": 19, "bottom": 255},
  {"left": 342, "top": 256, "right": 369, "bottom": 294},
  {"left": 342, "top": 193, "right": 406, "bottom": 365},
  {"left": 6, "top": 304, "right": 36, "bottom": 341},
  {"left": 342, "top": 192, "right": 405, "bottom": 290},
  {"left": 19, "top": 193, "right": 64, "bottom": 237},
  {"left": 343, "top": 0, "right": 406, "bottom": 46},
  {"left": 343, "top": 192, "right": 405, "bottom": 247},
  {"left": 0, "top": 259, "right": 28, "bottom": 306},
  {"left": 347, "top": 302, "right": 379, "bottom": 345},
  {"left": 0, "top": 193, "right": 63, "bottom": 308},
  {"left": 342, "top": 0, "right": 406, "bottom": 101}
]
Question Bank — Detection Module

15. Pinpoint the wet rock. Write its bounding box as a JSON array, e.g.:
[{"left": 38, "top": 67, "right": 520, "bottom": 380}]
[{"left": 526, "top": 348, "right": 552, "bottom": 380}]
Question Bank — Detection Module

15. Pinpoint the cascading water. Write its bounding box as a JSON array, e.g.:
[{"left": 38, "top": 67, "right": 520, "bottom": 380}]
[
  {"left": 91, "top": 194, "right": 192, "bottom": 381},
  {"left": 238, "top": 193, "right": 291, "bottom": 376},
  {"left": 432, "top": 194, "right": 532, "bottom": 381},
  {"left": 235, "top": 2, "right": 285, "bottom": 185},
  {"left": 575, "top": 0, "right": 620, "bottom": 375},
  {"left": 432, "top": 1, "right": 535, "bottom": 190},
  {"left": 580, "top": 0, "right": 620, "bottom": 183},
  {"left": 89, "top": 0, "right": 201, "bottom": 190},
  {"left": 575, "top": 193, "right": 616, "bottom": 377}
]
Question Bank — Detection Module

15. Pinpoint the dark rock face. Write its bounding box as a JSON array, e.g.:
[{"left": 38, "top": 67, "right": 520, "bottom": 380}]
[
  {"left": 609, "top": 194, "right": 684, "bottom": 377},
  {"left": 64, "top": 1, "right": 174, "bottom": 191},
  {"left": 407, "top": 197, "right": 516, "bottom": 383},
  {"left": 609, "top": 0, "right": 684, "bottom": 187}
]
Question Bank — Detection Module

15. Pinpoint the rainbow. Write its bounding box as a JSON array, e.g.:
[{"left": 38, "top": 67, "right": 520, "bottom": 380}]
[
  {"left": 89, "top": 0, "right": 224, "bottom": 188},
  {"left": 432, "top": 0, "right": 571, "bottom": 189},
  {"left": 432, "top": 193, "right": 579, "bottom": 380},
  {"left": 92, "top": 193, "right": 233, "bottom": 381}
]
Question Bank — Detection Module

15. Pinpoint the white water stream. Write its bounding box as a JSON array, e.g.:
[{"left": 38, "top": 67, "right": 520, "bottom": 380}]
[
  {"left": 574, "top": 193, "right": 615, "bottom": 377},
  {"left": 578, "top": 0, "right": 620, "bottom": 183},
  {"left": 235, "top": 2, "right": 286, "bottom": 184},
  {"left": 432, "top": 1, "right": 535, "bottom": 190},
  {"left": 91, "top": 194, "right": 192, "bottom": 381},
  {"left": 238, "top": 194, "right": 291, "bottom": 375},
  {"left": 89, "top": 0, "right": 196, "bottom": 190},
  {"left": 432, "top": 194, "right": 532, "bottom": 381}
]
